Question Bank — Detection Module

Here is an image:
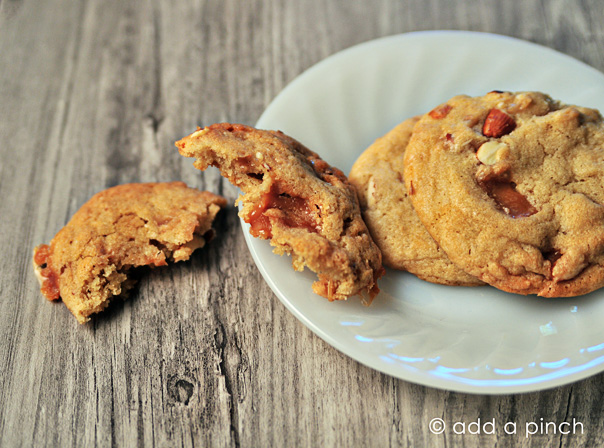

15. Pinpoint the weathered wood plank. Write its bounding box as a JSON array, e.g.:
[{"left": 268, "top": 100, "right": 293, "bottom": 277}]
[{"left": 1, "top": 0, "right": 604, "bottom": 447}]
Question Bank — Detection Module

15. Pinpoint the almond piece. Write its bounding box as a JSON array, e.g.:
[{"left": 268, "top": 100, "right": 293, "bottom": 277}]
[
  {"left": 482, "top": 108, "right": 516, "bottom": 137},
  {"left": 476, "top": 141, "right": 508, "bottom": 165},
  {"left": 481, "top": 180, "right": 537, "bottom": 218},
  {"left": 429, "top": 104, "right": 452, "bottom": 119},
  {"left": 367, "top": 177, "right": 377, "bottom": 207}
]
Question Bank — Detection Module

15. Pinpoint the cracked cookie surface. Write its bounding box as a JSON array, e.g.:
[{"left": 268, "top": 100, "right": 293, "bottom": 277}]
[
  {"left": 176, "top": 123, "right": 384, "bottom": 302},
  {"left": 404, "top": 91, "right": 604, "bottom": 297},
  {"left": 33, "top": 182, "right": 226, "bottom": 323},
  {"left": 349, "top": 117, "right": 482, "bottom": 286}
]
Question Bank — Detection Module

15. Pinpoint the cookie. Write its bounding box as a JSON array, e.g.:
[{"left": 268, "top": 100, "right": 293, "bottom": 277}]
[
  {"left": 404, "top": 91, "right": 604, "bottom": 297},
  {"left": 349, "top": 117, "right": 483, "bottom": 286},
  {"left": 33, "top": 182, "right": 226, "bottom": 323},
  {"left": 176, "top": 123, "right": 384, "bottom": 302}
]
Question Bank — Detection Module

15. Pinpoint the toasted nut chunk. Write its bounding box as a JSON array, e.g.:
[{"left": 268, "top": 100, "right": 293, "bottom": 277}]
[
  {"left": 429, "top": 104, "right": 452, "bottom": 119},
  {"left": 476, "top": 141, "right": 508, "bottom": 165},
  {"left": 483, "top": 108, "right": 516, "bottom": 137}
]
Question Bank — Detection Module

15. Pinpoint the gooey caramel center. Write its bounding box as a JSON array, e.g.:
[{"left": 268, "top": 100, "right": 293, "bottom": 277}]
[{"left": 246, "top": 185, "right": 318, "bottom": 239}]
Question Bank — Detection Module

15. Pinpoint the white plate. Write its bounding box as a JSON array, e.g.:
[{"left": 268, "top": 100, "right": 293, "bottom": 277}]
[{"left": 247, "top": 31, "right": 604, "bottom": 394}]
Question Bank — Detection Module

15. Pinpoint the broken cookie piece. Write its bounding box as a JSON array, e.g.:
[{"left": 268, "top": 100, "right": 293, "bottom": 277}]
[
  {"left": 176, "top": 123, "right": 384, "bottom": 303},
  {"left": 33, "top": 182, "right": 226, "bottom": 323}
]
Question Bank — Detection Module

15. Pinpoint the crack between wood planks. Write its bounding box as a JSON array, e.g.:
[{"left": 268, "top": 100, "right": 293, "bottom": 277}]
[
  {"left": 441, "top": 407, "right": 447, "bottom": 448},
  {"left": 558, "top": 386, "right": 573, "bottom": 448},
  {"left": 146, "top": 3, "right": 165, "bottom": 137},
  {"left": 136, "top": 388, "right": 144, "bottom": 447},
  {"left": 110, "top": 348, "right": 117, "bottom": 448},
  {"left": 389, "top": 379, "right": 400, "bottom": 447},
  {"left": 214, "top": 319, "right": 241, "bottom": 448},
  {"left": 92, "top": 348, "right": 100, "bottom": 447}
]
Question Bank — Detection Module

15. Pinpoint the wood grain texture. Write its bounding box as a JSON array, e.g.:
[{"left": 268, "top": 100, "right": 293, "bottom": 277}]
[{"left": 1, "top": 0, "right": 604, "bottom": 446}]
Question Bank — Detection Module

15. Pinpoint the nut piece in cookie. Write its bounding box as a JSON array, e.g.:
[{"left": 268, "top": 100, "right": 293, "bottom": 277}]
[
  {"left": 176, "top": 123, "right": 384, "bottom": 303},
  {"left": 349, "top": 117, "right": 483, "bottom": 286},
  {"left": 404, "top": 91, "right": 604, "bottom": 297},
  {"left": 33, "top": 182, "right": 226, "bottom": 323}
]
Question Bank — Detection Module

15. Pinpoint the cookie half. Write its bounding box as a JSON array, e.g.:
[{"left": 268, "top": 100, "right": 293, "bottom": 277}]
[
  {"left": 33, "top": 182, "right": 226, "bottom": 323},
  {"left": 349, "top": 117, "right": 483, "bottom": 286},
  {"left": 176, "top": 123, "right": 384, "bottom": 303},
  {"left": 404, "top": 91, "right": 604, "bottom": 297}
]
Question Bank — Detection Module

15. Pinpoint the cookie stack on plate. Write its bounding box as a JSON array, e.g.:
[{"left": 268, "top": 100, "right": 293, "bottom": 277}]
[{"left": 350, "top": 91, "right": 604, "bottom": 297}]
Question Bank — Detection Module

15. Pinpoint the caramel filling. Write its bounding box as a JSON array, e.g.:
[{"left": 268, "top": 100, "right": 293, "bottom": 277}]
[
  {"left": 34, "top": 245, "right": 60, "bottom": 300},
  {"left": 368, "top": 266, "right": 386, "bottom": 301},
  {"left": 246, "top": 186, "right": 318, "bottom": 239},
  {"left": 481, "top": 180, "right": 537, "bottom": 218}
]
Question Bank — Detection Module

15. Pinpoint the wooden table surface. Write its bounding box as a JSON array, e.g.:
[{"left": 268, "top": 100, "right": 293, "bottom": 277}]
[{"left": 2, "top": 0, "right": 604, "bottom": 446}]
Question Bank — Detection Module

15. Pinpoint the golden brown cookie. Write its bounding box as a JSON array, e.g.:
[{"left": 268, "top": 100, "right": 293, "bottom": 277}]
[
  {"left": 349, "top": 117, "right": 483, "bottom": 286},
  {"left": 404, "top": 91, "right": 604, "bottom": 297},
  {"left": 176, "top": 123, "right": 384, "bottom": 303},
  {"left": 33, "top": 182, "right": 226, "bottom": 323}
]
